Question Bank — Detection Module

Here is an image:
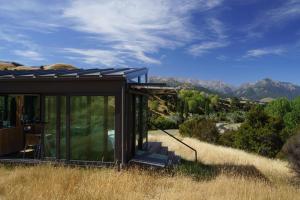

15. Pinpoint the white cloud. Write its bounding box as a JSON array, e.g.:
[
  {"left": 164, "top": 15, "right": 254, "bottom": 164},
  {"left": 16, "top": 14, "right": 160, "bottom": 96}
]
[
  {"left": 62, "top": 0, "right": 223, "bottom": 65},
  {"left": 63, "top": 48, "right": 125, "bottom": 66},
  {"left": 0, "top": 0, "right": 225, "bottom": 65},
  {"left": 13, "top": 50, "right": 44, "bottom": 61},
  {"left": 244, "top": 48, "right": 285, "bottom": 58},
  {"left": 187, "top": 18, "right": 229, "bottom": 56},
  {"left": 246, "top": 0, "right": 300, "bottom": 37},
  {"left": 188, "top": 41, "right": 228, "bottom": 56}
]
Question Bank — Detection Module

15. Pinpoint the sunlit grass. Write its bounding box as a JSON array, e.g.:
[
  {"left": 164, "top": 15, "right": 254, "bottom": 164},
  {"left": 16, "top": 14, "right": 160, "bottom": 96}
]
[{"left": 0, "top": 130, "right": 299, "bottom": 200}]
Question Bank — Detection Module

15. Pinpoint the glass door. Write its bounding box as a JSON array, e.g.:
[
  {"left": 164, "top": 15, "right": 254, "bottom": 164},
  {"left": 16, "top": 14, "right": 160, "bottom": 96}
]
[
  {"left": 134, "top": 95, "right": 148, "bottom": 151},
  {"left": 44, "top": 96, "right": 57, "bottom": 158},
  {"left": 70, "top": 96, "right": 115, "bottom": 162}
]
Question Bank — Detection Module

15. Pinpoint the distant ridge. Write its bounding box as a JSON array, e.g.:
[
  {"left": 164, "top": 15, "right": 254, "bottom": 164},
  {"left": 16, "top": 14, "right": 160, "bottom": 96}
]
[
  {"left": 0, "top": 61, "right": 78, "bottom": 71},
  {"left": 150, "top": 76, "right": 300, "bottom": 100}
]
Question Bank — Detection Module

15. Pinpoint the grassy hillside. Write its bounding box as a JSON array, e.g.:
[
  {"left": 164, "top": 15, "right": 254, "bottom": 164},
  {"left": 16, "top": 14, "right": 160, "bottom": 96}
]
[{"left": 0, "top": 131, "right": 299, "bottom": 200}]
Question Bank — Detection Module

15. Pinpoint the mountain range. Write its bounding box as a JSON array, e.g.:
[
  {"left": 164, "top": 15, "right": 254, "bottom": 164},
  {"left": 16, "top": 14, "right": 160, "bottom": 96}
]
[{"left": 150, "top": 76, "right": 300, "bottom": 101}]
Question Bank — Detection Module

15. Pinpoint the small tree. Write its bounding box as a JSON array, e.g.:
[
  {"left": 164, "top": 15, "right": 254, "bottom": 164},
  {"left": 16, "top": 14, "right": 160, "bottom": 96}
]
[
  {"left": 179, "top": 117, "right": 219, "bottom": 143},
  {"left": 283, "top": 133, "right": 300, "bottom": 178},
  {"left": 265, "top": 98, "right": 291, "bottom": 119}
]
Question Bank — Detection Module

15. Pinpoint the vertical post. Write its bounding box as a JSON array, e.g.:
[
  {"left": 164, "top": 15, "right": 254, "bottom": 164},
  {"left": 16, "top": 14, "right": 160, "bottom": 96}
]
[
  {"left": 132, "top": 95, "right": 136, "bottom": 155},
  {"left": 66, "top": 96, "right": 71, "bottom": 161},
  {"left": 145, "top": 73, "right": 148, "bottom": 83},
  {"left": 138, "top": 95, "right": 143, "bottom": 150},
  {"left": 145, "top": 96, "right": 148, "bottom": 149},
  {"left": 138, "top": 76, "right": 141, "bottom": 83},
  {"left": 121, "top": 85, "right": 125, "bottom": 166}
]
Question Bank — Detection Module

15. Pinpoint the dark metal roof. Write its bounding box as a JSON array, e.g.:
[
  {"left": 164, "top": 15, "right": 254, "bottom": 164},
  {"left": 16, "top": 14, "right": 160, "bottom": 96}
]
[{"left": 0, "top": 67, "right": 148, "bottom": 80}]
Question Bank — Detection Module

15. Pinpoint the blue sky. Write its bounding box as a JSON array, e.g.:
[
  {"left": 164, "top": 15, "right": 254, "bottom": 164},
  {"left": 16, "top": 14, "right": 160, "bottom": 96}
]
[{"left": 0, "top": 0, "right": 300, "bottom": 85}]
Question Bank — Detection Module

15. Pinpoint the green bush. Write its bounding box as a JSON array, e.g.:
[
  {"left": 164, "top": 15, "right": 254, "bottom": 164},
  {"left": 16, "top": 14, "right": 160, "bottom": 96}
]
[
  {"left": 233, "top": 124, "right": 283, "bottom": 158},
  {"left": 150, "top": 116, "right": 177, "bottom": 130},
  {"left": 226, "top": 111, "right": 246, "bottom": 123},
  {"left": 149, "top": 100, "right": 159, "bottom": 111},
  {"left": 218, "top": 130, "right": 236, "bottom": 147},
  {"left": 265, "top": 98, "right": 291, "bottom": 119},
  {"left": 231, "top": 106, "right": 284, "bottom": 158},
  {"left": 179, "top": 117, "right": 219, "bottom": 143}
]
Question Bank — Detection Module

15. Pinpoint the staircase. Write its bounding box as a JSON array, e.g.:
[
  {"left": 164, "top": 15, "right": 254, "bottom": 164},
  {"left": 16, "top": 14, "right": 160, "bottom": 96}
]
[{"left": 129, "top": 142, "right": 181, "bottom": 168}]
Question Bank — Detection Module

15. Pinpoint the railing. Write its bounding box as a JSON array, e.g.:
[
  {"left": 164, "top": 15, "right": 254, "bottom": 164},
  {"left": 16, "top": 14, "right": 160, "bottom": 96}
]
[{"left": 151, "top": 124, "right": 198, "bottom": 162}]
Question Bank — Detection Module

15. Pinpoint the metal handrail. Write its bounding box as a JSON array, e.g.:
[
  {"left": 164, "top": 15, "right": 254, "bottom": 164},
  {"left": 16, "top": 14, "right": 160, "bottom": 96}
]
[{"left": 151, "top": 124, "right": 198, "bottom": 162}]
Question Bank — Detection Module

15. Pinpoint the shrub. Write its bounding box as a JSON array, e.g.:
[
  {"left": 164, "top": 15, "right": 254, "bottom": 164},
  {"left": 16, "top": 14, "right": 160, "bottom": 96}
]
[
  {"left": 150, "top": 116, "right": 177, "bottom": 130},
  {"left": 265, "top": 98, "right": 291, "bottom": 119},
  {"left": 179, "top": 117, "right": 219, "bottom": 143},
  {"left": 283, "top": 133, "right": 300, "bottom": 178},
  {"left": 231, "top": 106, "right": 284, "bottom": 158},
  {"left": 234, "top": 124, "right": 283, "bottom": 158},
  {"left": 218, "top": 130, "right": 236, "bottom": 147},
  {"left": 226, "top": 111, "right": 246, "bottom": 123}
]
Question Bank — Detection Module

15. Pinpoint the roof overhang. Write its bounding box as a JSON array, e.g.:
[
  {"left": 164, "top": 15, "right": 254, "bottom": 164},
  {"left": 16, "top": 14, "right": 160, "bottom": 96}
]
[{"left": 129, "top": 83, "right": 178, "bottom": 96}]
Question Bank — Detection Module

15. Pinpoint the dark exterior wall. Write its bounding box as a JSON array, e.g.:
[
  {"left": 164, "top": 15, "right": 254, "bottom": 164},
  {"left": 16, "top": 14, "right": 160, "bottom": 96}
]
[
  {"left": 0, "top": 78, "right": 149, "bottom": 165},
  {"left": 0, "top": 78, "right": 124, "bottom": 95},
  {"left": 0, "top": 78, "right": 130, "bottom": 165}
]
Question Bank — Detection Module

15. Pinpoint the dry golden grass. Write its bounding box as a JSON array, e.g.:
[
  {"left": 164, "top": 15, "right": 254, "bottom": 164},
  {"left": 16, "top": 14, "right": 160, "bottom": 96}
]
[
  {"left": 149, "top": 130, "right": 294, "bottom": 184},
  {"left": 44, "top": 63, "right": 77, "bottom": 70},
  {"left": 0, "top": 130, "right": 299, "bottom": 200}
]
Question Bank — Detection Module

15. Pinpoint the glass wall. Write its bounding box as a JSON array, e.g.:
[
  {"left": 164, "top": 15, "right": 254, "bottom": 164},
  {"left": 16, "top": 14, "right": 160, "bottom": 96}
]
[
  {"left": 135, "top": 95, "right": 148, "bottom": 150},
  {"left": 23, "top": 96, "right": 40, "bottom": 123},
  {"left": 44, "top": 96, "right": 56, "bottom": 158},
  {"left": 60, "top": 96, "right": 67, "bottom": 159},
  {"left": 135, "top": 96, "right": 140, "bottom": 149},
  {"left": 141, "top": 96, "right": 148, "bottom": 145},
  {"left": 0, "top": 95, "right": 17, "bottom": 128},
  {"left": 70, "top": 96, "right": 115, "bottom": 161}
]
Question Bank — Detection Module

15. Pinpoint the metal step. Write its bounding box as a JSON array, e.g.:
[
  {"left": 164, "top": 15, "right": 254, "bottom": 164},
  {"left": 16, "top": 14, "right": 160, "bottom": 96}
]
[
  {"left": 129, "top": 158, "right": 166, "bottom": 168},
  {"left": 147, "top": 142, "right": 163, "bottom": 154},
  {"left": 129, "top": 151, "right": 169, "bottom": 168}
]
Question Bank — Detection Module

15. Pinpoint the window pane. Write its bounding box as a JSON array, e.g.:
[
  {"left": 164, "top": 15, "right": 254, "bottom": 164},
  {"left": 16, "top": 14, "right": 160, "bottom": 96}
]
[
  {"left": 23, "top": 96, "right": 40, "bottom": 123},
  {"left": 70, "top": 96, "right": 115, "bottom": 162},
  {"left": 142, "top": 96, "right": 148, "bottom": 145},
  {"left": 135, "top": 96, "right": 140, "bottom": 149},
  {"left": 60, "top": 96, "right": 67, "bottom": 159},
  {"left": 44, "top": 96, "right": 56, "bottom": 158},
  {"left": 0, "top": 95, "right": 16, "bottom": 128}
]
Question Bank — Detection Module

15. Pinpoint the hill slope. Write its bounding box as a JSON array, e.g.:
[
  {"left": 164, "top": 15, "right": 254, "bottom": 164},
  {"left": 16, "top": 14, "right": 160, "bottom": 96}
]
[{"left": 0, "top": 61, "right": 77, "bottom": 70}]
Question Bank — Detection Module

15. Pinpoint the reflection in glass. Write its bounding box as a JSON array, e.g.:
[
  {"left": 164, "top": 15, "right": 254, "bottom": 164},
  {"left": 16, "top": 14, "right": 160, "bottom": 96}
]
[
  {"left": 0, "top": 95, "right": 17, "bottom": 128},
  {"left": 70, "top": 96, "right": 115, "bottom": 161},
  {"left": 23, "top": 96, "right": 40, "bottom": 123},
  {"left": 44, "top": 96, "right": 56, "bottom": 158},
  {"left": 60, "top": 96, "right": 67, "bottom": 159}
]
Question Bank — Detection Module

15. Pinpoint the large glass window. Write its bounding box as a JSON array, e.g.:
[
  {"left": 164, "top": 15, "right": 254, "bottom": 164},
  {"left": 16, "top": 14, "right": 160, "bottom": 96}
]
[
  {"left": 0, "top": 95, "right": 17, "bottom": 129},
  {"left": 135, "top": 95, "right": 148, "bottom": 150},
  {"left": 141, "top": 96, "right": 148, "bottom": 145},
  {"left": 135, "top": 96, "right": 141, "bottom": 149},
  {"left": 70, "top": 96, "right": 115, "bottom": 162},
  {"left": 44, "top": 96, "right": 56, "bottom": 158},
  {"left": 60, "top": 97, "right": 67, "bottom": 159},
  {"left": 23, "top": 96, "right": 40, "bottom": 123}
]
